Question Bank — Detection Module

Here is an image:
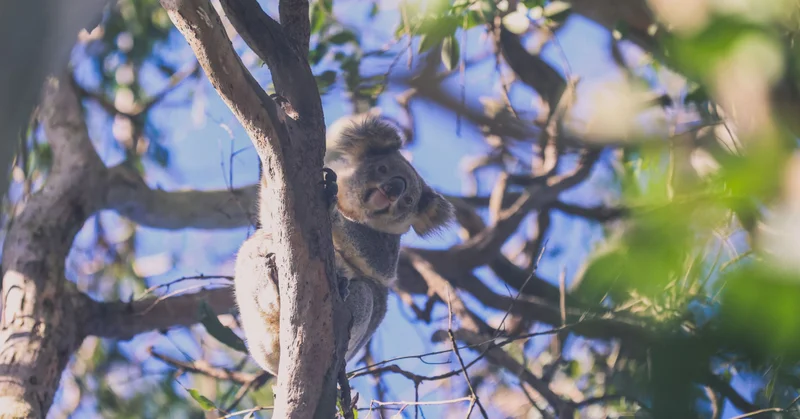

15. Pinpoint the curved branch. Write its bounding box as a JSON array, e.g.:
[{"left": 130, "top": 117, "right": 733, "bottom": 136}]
[
  {"left": 445, "top": 149, "right": 601, "bottom": 271},
  {"left": 498, "top": 26, "right": 566, "bottom": 112}
]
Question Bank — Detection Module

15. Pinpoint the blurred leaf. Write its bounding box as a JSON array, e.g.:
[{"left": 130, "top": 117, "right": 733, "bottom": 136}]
[
  {"left": 147, "top": 141, "right": 170, "bottom": 167},
  {"left": 719, "top": 263, "right": 800, "bottom": 360},
  {"left": 198, "top": 300, "right": 248, "bottom": 353},
  {"left": 441, "top": 35, "right": 460, "bottom": 70},
  {"left": 310, "top": 4, "right": 327, "bottom": 34},
  {"left": 522, "top": 0, "right": 544, "bottom": 8},
  {"left": 542, "top": 0, "right": 571, "bottom": 22},
  {"left": 309, "top": 43, "right": 329, "bottom": 66},
  {"left": 186, "top": 388, "right": 217, "bottom": 411},
  {"left": 464, "top": 10, "right": 484, "bottom": 29},
  {"left": 683, "top": 85, "right": 709, "bottom": 106},
  {"left": 502, "top": 10, "right": 530, "bottom": 34},
  {"left": 329, "top": 30, "right": 357, "bottom": 45},
  {"left": 418, "top": 15, "right": 459, "bottom": 53},
  {"left": 664, "top": 16, "right": 766, "bottom": 80}
]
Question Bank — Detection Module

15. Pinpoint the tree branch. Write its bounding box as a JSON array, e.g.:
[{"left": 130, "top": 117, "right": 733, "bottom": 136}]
[
  {"left": 498, "top": 26, "right": 566, "bottom": 113},
  {"left": 150, "top": 348, "right": 262, "bottom": 384},
  {"left": 218, "top": 0, "right": 323, "bottom": 124},
  {"left": 104, "top": 166, "right": 258, "bottom": 230},
  {"left": 279, "top": 0, "right": 311, "bottom": 57},
  {"left": 84, "top": 287, "right": 235, "bottom": 341},
  {"left": 444, "top": 149, "right": 601, "bottom": 270}
]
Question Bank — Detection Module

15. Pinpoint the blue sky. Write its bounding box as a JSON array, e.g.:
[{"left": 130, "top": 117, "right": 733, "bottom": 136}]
[{"left": 44, "top": 1, "right": 761, "bottom": 417}]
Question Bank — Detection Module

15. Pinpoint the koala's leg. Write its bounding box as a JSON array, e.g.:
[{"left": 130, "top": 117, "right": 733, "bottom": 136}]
[
  {"left": 342, "top": 278, "right": 389, "bottom": 363},
  {"left": 233, "top": 229, "right": 281, "bottom": 376}
]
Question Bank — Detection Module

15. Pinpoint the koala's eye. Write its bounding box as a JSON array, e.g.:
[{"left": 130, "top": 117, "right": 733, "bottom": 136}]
[
  {"left": 377, "top": 165, "right": 388, "bottom": 174},
  {"left": 403, "top": 196, "right": 413, "bottom": 205}
]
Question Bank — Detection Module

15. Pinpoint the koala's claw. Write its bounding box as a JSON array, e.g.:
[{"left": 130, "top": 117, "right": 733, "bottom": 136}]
[{"left": 321, "top": 167, "right": 338, "bottom": 208}]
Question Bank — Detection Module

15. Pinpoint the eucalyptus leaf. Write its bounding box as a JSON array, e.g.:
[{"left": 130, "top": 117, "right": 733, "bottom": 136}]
[{"left": 198, "top": 300, "right": 248, "bottom": 353}]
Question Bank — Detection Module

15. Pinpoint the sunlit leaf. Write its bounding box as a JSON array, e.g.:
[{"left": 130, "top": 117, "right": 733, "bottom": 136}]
[
  {"left": 417, "top": 15, "right": 459, "bottom": 53},
  {"left": 542, "top": 0, "right": 571, "bottom": 22},
  {"left": 186, "top": 388, "right": 217, "bottom": 411},
  {"left": 502, "top": 10, "right": 530, "bottom": 34}
]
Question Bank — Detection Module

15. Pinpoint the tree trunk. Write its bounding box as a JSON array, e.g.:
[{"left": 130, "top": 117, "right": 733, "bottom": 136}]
[{"left": 0, "top": 75, "right": 104, "bottom": 418}]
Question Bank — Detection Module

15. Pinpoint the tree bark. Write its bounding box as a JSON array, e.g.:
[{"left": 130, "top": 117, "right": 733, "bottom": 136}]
[
  {"left": 158, "top": 0, "right": 349, "bottom": 417},
  {"left": 0, "top": 75, "right": 106, "bottom": 419}
]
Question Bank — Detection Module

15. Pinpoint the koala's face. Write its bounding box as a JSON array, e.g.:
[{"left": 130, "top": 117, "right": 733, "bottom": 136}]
[
  {"left": 325, "top": 116, "right": 454, "bottom": 237},
  {"left": 333, "top": 153, "right": 428, "bottom": 235}
]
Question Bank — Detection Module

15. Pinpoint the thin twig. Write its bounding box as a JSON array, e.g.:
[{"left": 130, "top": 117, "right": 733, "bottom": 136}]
[{"left": 446, "top": 287, "right": 489, "bottom": 418}]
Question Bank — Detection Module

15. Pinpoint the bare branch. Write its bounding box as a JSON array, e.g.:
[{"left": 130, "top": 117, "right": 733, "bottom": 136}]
[
  {"left": 84, "top": 287, "right": 235, "bottom": 340},
  {"left": 498, "top": 26, "right": 566, "bottom": 113},
  {"left": 105, "top": 166, "right": 258, "bottom": 230},
  {"left": 452, "top": 328, "right": 568, "bottom": 415},
  {"left": 444, "top": 148, "right": 601, "bottom": 270},
  {"left": 150, "top": 348, "right": 262, "bottom": 384}
]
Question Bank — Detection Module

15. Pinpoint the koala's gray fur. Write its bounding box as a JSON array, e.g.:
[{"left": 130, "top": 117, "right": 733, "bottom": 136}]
[{"left": 233, "top": 114, "right": 455, "bottom": 375}]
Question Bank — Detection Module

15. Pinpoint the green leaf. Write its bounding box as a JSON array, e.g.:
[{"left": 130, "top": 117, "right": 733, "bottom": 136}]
[
  {"left": 198, "top": 300, "right": 248, "bottom": 353},
  {"left": 329, "top": 30, "right": 357, "bottom": 45},
  {"left": 522, "top": 0, "right": 544, "bottom": 7},
  {"left": 319, "top": 70, "right": 338, "bottom": 83},
  {"left": 368, "top": 2, "right": 379, "bottom": 18},
  {"left": 441, "top": 35, "right": 460, "bottom": 70},
  {"left": 464, "top": 10, "right": 484, "bottom": 29},
  {"left": 683, "top": 86, "right": 708, "bottom": 106},
  {"left": 663, "top": 16, "right": 766, "bottom": 80},
  {"left": 310, "top": 3, "right": 326, "bottom": 34},
  {"left": 417, "top": 15, "right": 459, "bottom": 53},
  {"left": 186, "top": 388, "right": 217, "bottom": 411},
  {"left": 309, "top": 43, "right": 329, "bottom": 66},
  {"left": 316, "top": 70, "right": 338, "bottom": 92}
]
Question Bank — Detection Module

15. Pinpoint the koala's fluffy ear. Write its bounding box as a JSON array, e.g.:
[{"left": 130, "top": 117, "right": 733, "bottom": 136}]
[
  {"left": 412, "top": 184, "right": 455, "bottom": 237},
  {"left": 325, "top": 115, "right": 403, "bottom": 164}
]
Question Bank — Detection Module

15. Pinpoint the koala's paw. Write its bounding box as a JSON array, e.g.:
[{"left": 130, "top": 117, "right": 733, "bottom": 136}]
[
  {"left": 269, "top": 94, "right": 299, "bottom": 120},
  {"left": 321, "top": 167, "right": 338, "bottom": 209},
  {"left": 337, "top": 275, "right": 350, "bottom": 300}
]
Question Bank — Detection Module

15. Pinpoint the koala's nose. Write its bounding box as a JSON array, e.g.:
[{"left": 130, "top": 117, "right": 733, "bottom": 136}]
[{"left": 381, "top": 177, "right": 407, "bottom": 201}]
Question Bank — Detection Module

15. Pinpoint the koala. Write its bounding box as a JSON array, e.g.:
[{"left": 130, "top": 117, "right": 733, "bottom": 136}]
[{"left": 233, "top": 114, "right": 454, "bottom": 376}]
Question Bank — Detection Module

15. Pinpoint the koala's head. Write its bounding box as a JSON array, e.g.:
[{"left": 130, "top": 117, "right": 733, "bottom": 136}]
[{"left": 324, "top": 115, "right": 454, "bottom": 237}]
